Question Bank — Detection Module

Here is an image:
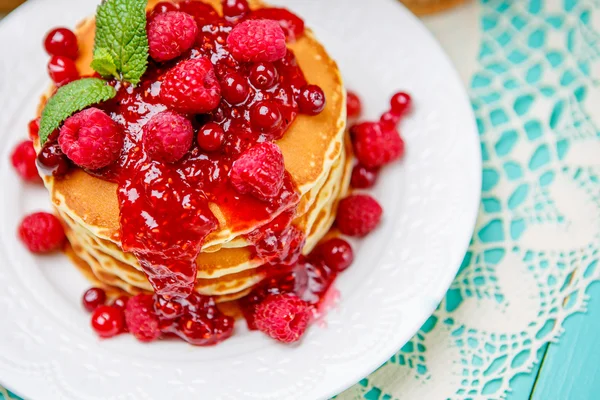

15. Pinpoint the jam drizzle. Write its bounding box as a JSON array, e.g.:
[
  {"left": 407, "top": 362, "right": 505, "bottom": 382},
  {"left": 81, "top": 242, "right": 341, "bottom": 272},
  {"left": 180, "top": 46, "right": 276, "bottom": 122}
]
[{"left": 90, "top": 4, "right": 307, "bottom": 299}]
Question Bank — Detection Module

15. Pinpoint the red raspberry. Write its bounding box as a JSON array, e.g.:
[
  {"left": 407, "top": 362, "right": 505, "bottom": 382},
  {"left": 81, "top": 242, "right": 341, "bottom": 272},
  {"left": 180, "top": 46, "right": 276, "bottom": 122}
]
[
  {"left": 11, "top": 140, "right": 41, "bottom": 183},
  {"left": 254, "top": 293, "right": 311, "bottom": 343},
  {"left": 351, "top": 122, "right": 404, "bottom": 168},
  {"left": 143, "top": 111, "right": 193, "bottom": 163},
  {"left": 125, "top": 294, "right": 161, "bottom": 342},
  {"left": 160, "top": 58, "right": 221, "bottom": 114},
  {"left": 18, "top": 212, "right": 65, "bottom": 253},
  {"left": 91, "top": 305, "right": 124, "bottom": 338},
  {"left": 230, "top": 142, "right": 285, "bottom": 200},
  {"left": 247, "top": 8, "right": 305, "bottom": 41},
  {"left": 148, "top": 11, "right": 198, "bottom": 62},
  {"left": 227, "top": 20, "right": 286, "bottom": 62},
  {"left": 58, "top": 107, "right": 123, "bottom": 170},
  {"left": 336, "top": 194, "right": 382, "bottom": 237},
  {"left": 346, "top": 91, "right": 362, "bottom": 118}
]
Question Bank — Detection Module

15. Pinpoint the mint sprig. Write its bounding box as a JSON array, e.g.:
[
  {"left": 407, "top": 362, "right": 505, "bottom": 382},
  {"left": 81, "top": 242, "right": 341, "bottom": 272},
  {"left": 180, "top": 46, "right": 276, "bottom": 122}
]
[
  {"left": 92, "top": 0, "right": 149, "bottom": 86},
  {"left": 39, "top": 78, "right": 116, "bottom": 145}
]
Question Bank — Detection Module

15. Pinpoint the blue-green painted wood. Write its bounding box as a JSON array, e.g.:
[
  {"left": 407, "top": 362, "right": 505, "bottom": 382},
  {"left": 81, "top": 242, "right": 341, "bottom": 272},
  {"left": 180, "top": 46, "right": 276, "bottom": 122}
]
[
  {"left": 531, "top": 282, "right": 600, "bottom": 400},
  {"left": 505, "top": 344, "right": 548, "bottom": 400}
]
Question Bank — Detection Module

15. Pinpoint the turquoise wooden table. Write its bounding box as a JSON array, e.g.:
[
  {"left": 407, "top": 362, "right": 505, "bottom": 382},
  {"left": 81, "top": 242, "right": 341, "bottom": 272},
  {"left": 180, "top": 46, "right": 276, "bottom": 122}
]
[{"left": 1, "top": 0, "right": 600, "bottom": 398}]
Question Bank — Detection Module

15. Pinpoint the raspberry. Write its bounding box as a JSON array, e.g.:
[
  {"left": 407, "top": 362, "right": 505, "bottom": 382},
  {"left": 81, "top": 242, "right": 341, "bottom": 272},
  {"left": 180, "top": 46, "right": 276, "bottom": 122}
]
[
  {"left": 227, "top": 20, "right": 286, "bottom": 62},
  {"left": 148, "top": 11, "right": 198, "bottom": 62},
  {"left": 336, "top": 194, "right": 383, "bottom": 237},
  {"left": 11, "top": 140, "right": 41, "bottom": 183},
  {"left": 143, "top": 111, "right": 193, "bottom": 163},
  {"left": 247, "top": 8, "right": 305, "bottom": 41},
  {"left": 160, "top": 58, "right": 221, "bottom": 114},
  {"left": 58, "top": 107, "right": 123, "bottom": 170},
  {"left": 18, "top": 212, "right": 65, "bottom": 253},
  {"left": 230, "top": 142, "right": 285, "bottom": 200},
  {"left": 254, "top": 293, "right": 311, "bottom": 343},
  {"left": 91, "top": 305, "right": 124, "bottom": 338},
  {"left": 125, "top": 294, "right": 161, "bottom": 342},
  {"left": 351, "top": 122, "right": 404, "bottom": 168}
]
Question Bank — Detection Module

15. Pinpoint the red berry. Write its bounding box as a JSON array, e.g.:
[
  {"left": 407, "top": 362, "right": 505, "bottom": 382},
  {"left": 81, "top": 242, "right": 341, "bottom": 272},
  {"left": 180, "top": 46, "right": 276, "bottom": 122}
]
[
  {"left": 59, "top": 107, "right": 123, "bottom": 170},
  {"left": 351, "top": 122, "right": 404, "bottom": 168},
  {"left": 220, "top": 72, "right": 250, "bottom": 104},
  {"left": 350, "top": 164, "right": 379, "bottom": 188},
  {"left": 230, "top": 142, "right": 285, "bottom": 200},
  {"left": 197, "top": 122, "right": 225, "bottom": 152},
  {"left": 227, "top": 20, "right": 286, "bottom": 62},
  {"left": 175, "top": 313, "right": 235, "bottom": 346},
  {"left": 178, "top": 0, "right": 219, "bottom": 26},
  {"left": 28, "top": 118, "right": 40, "bottom": 140},
  {"left": 249, "top": 62, "right": 278, "bottom": 89},
  {"left": 390, "top": 91, "right": 412, "bottom": 116},
  {"left": 222, "top": 0, "right": 250, "bottom": 21},
  {"left": 37, "top": 142, "right": 70, "bottom": 177},
  {"left": 316, "top": 238, "right": 354, "bottom": 272},
  {"left": 346, "top": 91, "right": 362, "bottom": 118},
  {"left": 298, "top": 84, "right": 325, "bottom": 115},
  {"left": 18, "top": 212, "right": 65, "bottom": 253},
  {"left": 11, "top": 140, "right": 40, "bottom": 183},
  {"left": 250, "top": 100, "right": 282, "bottom": 133},
  {"left": 47, "top": 55, "right": 79, "bottom": 87},
  {"left": 91, "top": 305, "right": 124, "bottom": 338},
  {"left": 160, "top": 58, "right": 221, "bottom": 114},
  {"left": 254, "top": 293, "right": 311, "bottom": 343},
  {"left": 143, "top": 111, "right": 193, "bottom": 163},
  {"left": 44, "top": 27, "right": 78, "bottom": 59},
  {"left": 379, "top": 110, "right": 401, "bottom": 130},
  {"left": 111, "top": 295, "right": 129, "bottom": 311},
  {"left": 248, "top": 8, "right": 305, "bottom": 41},
  {"left": 125, "top": 294, "right": 161, "bottom": 342},
  {"left": 336, "top": 194, "right": 382, "bottom": 237},
  {"left": 82, "top": 287, "right": 107, "bottom": 312},
  {"left": 148, "top": 11, "right": 198, "bottom": 62},
  {"left": 151, "top": 1, "right": 179, "bottom": 16}
]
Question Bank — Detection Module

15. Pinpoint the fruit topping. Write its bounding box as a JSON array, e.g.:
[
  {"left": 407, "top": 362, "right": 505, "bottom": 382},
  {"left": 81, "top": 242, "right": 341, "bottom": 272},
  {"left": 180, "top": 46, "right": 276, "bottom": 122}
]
[
  {"left": 227, "top": 20, "right": 286, "bottom": 62},
  {"left": 18, "top": 212, "right": 65, "bottom": 253},
  {"left": 336, "top": 194, "right": 383, "bottom": 237}
]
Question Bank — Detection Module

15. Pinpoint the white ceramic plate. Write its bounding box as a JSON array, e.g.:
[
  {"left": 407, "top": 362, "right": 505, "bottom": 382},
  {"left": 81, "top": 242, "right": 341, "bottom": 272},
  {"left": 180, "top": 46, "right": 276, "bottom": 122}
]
[{"left": 0, "top": 0, "right": 481, "bottom": 399}]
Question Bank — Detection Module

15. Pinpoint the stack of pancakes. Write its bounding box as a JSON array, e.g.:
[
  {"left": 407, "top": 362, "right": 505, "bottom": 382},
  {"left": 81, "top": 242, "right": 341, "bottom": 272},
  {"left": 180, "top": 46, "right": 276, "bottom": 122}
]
[{"left": 35, "top": 0, "right": 349, "bottom": 302}]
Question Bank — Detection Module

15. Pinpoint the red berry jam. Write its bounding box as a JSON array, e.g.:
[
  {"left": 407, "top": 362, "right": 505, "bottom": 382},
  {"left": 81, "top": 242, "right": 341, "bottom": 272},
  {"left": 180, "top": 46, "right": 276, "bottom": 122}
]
[
  {"left": 91, "top": 305, "right": 124, "bottom": 338},
  {"left": 87, "top": 7, "right": 311, "bottom": 300},
  {"left": 44, "top": 27, "right": 79, "bottom": 59},
  {"left": 82, "top": 287, "right": 107, "bottom": 312},
  {"left": 47, "top": 55, "right": 79, "bottom": 87},
  {"left": 28, "top": 118, "right": 40, "bottom": 140}
]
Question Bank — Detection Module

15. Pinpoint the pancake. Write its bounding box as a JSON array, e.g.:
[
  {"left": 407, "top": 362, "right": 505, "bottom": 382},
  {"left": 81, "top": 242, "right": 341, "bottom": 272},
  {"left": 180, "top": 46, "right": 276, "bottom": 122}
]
[{"left": 36, "top": 0, "right": 350, "bottom": 300}]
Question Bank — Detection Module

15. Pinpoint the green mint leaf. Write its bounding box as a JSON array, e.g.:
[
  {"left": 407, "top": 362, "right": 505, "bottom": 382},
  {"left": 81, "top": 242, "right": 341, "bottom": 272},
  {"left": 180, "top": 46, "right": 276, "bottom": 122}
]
[
  {"left": 91, "top": 48, "right": 118, "bottom": 78},
  {"left": 39, "top": 78, "right": 117, "bottom": 145},
  {"left": 94, "top": 0, "right": 149, "bottom": 86}
]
